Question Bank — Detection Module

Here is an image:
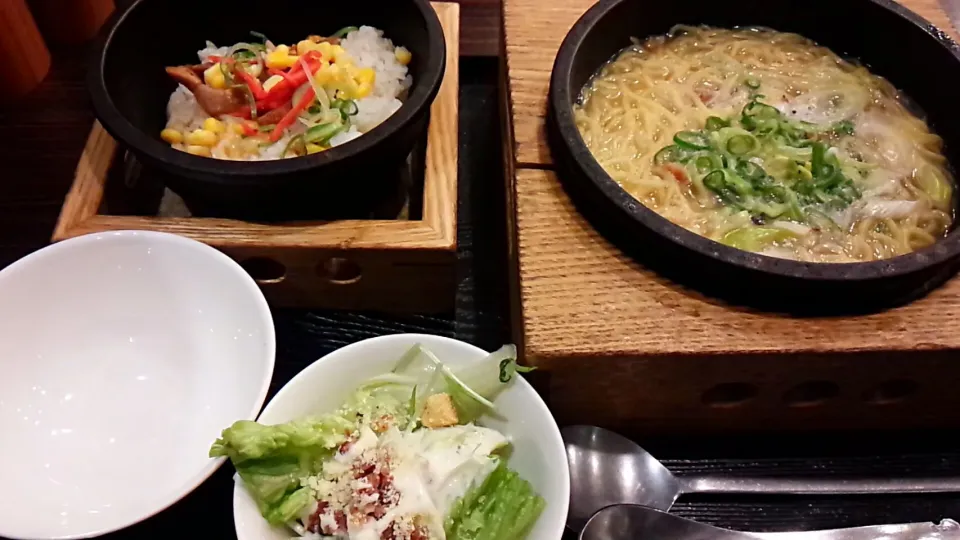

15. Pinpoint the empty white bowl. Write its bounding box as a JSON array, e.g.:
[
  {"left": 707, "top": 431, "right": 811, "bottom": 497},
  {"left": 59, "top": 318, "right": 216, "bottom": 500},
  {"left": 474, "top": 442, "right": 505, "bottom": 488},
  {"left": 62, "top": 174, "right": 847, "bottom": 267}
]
[
  {"left": 233, "top": 333, "right": 569, "bottom": 540},
  {"left": 0, "top": 231, "right": 275, "bottom": 539}
]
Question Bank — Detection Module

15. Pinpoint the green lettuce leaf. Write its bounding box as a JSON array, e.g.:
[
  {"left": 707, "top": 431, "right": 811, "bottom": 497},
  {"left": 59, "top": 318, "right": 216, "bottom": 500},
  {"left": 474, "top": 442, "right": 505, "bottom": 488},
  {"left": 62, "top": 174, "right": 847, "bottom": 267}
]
[
  {"left": 209, "top": 416, "right": 352, "bottom": 525},
  {"left": 444, "top": 460, "right": 546, "bottom": 540}
]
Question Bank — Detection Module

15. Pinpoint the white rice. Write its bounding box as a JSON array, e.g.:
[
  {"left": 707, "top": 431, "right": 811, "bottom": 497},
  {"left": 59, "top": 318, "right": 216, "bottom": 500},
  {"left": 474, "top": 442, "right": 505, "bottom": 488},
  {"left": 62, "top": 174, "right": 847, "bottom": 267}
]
[
  {"left": 164, "top": 26, "right": 410, "bottom": 160},
  {"left": 340, "top": 26, "right": 411, "bottom": 133}
]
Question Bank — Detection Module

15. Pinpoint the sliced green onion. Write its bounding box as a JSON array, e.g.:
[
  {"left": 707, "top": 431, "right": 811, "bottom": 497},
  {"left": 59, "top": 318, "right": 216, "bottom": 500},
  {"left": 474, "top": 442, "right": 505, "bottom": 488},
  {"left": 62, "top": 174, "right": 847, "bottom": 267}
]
[
  {"left": 674, "top": 130, "right": 711, "bottom": 150},
  {"left": 694, "top": 153, "right": 723, "bottom": 173},
  {"left": 832, "top": 119, "right": 855, "bottom": 136},
  {"left": 304, "top": 123, "right": 346, "bottom": 145},
  {"left": 332, "top": 26, "right": 359, "bottom": 39},
  {"left": 653, "top": 144, "right": 684, "bottom": 165},
  {"left": 250, "top": 31, "right": 269, "bottom": 44},
  {"left": 726, "top": 134, "right": 757, "bottom": 155},
  {"left": 233, "top": 84, "right": 258, "bottom": 120},
  {"left": 743, "top": 101, "right": 780, "bottom": 120},
  {"left": 736, "top": 160, "right": 766, "bottom": 181},
  {"left": 258, "top": 124, "right": 276, "bottom": 132},
  {"left": 705, "top": 116, "right": 729, "bottom": 131},
  {"left": 744, "top": 75, "right": 761, "bottom": 89},
  {"left": 282, "top": 134, "right": 306, "bottom": 157}
]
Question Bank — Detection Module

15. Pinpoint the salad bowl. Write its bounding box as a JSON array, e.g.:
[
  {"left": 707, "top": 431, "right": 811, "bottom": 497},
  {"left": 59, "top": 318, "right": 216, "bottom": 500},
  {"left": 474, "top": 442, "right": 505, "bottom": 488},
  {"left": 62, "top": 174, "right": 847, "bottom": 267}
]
[{"left": 227, "top": 333, "right": 569, "bottom": 540}]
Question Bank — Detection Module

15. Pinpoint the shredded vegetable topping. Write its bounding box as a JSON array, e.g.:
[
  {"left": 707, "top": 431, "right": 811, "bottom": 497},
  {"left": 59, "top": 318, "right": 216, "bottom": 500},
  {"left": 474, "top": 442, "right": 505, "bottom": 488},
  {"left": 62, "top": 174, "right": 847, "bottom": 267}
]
[
  {"left": 210, "top": 344, "right": 544, "bottom": 540},
  {"left": 161, "top": 27, "right": 413, "bottom": 161}
]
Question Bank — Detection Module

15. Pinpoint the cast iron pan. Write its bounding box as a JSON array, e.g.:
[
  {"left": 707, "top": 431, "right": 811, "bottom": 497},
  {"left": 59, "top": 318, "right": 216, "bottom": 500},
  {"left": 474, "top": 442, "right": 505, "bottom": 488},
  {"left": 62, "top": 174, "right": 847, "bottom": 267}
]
[
  {"left": 549, "top": 0, "right": 960, "bottom": 315},
  {"left": 89, "top": 0, "right": 445, "bottom": 221}
]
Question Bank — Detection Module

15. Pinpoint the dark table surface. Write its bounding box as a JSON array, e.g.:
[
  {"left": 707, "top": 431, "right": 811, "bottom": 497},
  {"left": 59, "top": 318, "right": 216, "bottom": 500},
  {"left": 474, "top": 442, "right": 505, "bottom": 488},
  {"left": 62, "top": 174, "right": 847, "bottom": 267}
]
[{"left": 6, "top": 20, "right": 960, "bottom": 540}]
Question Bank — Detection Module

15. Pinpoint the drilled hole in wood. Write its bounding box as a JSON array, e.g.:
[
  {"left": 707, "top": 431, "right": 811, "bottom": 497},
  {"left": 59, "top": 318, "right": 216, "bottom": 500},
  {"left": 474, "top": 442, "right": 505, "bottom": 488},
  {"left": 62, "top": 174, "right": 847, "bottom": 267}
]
[
  {"left": 321, "top": 257, "right": 362, "bottom": 285},
  {"left": 783, "top": 381, "right": 839, "bottom": 407},
  {"left": 863, "top": 379, "right": 918, "bottom": 404},
  {"left": 240, "top": 257, "right": 286, "bottom": 284},
  {"left": 701, "top": 383, "right": 758, "bottom": 408}
]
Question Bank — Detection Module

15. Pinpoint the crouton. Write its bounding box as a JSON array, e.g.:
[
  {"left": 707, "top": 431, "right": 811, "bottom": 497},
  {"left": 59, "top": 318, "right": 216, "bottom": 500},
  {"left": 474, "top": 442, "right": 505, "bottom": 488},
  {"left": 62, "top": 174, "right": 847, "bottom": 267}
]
[{"left": 421, "top": 393, "right": 459, "bottom": 428}]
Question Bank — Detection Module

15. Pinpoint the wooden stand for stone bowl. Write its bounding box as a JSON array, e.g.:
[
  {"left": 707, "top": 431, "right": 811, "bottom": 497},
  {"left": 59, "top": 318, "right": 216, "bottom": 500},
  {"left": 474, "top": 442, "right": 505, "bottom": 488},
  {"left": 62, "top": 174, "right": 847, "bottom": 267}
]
[
  {"left": 53, "top": 2, "right": 459, "bottom": 314},
  {"left": 502, "top": 0, "right": 960, "bottom": 433}
]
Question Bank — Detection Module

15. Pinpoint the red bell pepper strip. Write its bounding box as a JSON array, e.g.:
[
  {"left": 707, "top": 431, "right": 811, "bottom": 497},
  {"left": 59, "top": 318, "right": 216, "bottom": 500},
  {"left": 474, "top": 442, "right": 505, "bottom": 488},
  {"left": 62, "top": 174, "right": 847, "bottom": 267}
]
[
  {"left": 257, "top": 58, "right": 322, "bottom": 111},
  {"left": 240, "top": 121, "right": 259, "bottom": 137},
  {"left": 234, "top": 67, "right": 269, "bottom": 101},
  {"left": 269, "top": 87, "right": 316, "bottom": 142}
]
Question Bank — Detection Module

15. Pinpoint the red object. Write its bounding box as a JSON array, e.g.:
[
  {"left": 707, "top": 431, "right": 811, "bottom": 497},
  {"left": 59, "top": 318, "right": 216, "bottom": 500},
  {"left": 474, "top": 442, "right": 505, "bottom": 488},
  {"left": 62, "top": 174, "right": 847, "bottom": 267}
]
[
  {"left": 240, "top": 122, "right": 258, "bottom": 137},
  {"left": 269, "top": 86, "right": 316, "bottom": 142},
  {"left": 227, "top": 106, "right": 252, "bottom": 120},
  {"left": 234, "top": 67, "right": 269, "bottom": 100},
  {"left": 663, "top": 163, "right": 690, "bottom": 185},
  {"left": 257, "top": 59, "right": 321, "bottom": 112}
]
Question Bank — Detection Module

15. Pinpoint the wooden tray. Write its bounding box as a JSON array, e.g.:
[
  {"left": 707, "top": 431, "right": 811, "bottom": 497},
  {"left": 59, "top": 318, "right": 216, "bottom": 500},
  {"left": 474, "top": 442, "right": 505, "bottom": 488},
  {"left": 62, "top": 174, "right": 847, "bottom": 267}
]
[
  {"left": 53, "top": 2, "right": 459, "bottom": 314},
  {"left": 502, "top": 0, "right": 960, "bottom": 432}
]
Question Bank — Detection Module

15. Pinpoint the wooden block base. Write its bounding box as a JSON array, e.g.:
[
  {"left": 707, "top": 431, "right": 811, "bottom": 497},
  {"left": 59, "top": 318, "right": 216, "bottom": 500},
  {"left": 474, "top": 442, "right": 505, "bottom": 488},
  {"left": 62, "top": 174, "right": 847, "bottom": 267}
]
[
  {"left": 53, "top": 2, "right": 460, "bottom": 314},
  {"left": 502, "top": 0, "right": 960, "bottom": 432}
]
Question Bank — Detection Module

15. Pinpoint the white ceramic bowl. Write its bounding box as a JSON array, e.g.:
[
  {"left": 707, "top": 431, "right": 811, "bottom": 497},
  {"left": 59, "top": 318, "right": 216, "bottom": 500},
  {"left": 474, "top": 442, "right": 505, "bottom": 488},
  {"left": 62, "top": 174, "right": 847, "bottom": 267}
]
[
  {"left": 233, "top": 333, "right": 569, "bottom": 540},
  {"left": 0, "top": 231, "right": 275, "bottom": 539}
]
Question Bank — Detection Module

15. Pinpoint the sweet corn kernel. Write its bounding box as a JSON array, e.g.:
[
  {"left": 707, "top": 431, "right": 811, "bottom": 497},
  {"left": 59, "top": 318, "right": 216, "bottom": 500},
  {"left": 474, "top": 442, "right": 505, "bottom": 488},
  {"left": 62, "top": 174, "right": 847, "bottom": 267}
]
[
  {"left": 265, "top": 45, "right": 299, "bottom": 70},
  {"left": 316, "top": 41, "right": 335, "bottom": 58},
  {"left": 297, "top": 39, "right": 323, "bottom": 56},
  {"left": 306, "top": 143, "right": 325, "bottom": 154},
  {"left": 185, "top": 145, "right": 212, "bottom": 157},
  {"left": 160, "top": 128, "right": 183, "bottom": 145},
  {"left": 202, "top": 118, "right": 225, "bottom": 134},
  {"left": 313, "top": 61, "right": 334, "bottom": 85},
  {"left": 395, "top": 47, "right": 412, "bottom": 66},
  {"left": 231, "top": 123, "right": 247, "bottom": 136},
  {"left": 204, "top": 63, "right": 227, "bottom": 89},
  {"left": 185, "top": 129, "right": 219, "bottom": 147},
  {"left": 263, "top": 74, "right": 285, "bottom": 92},
  {"left": 331, "top": 45, "right": 352, "bottom": 66},
  {"left": 355, "top": 67, "right": 375, "bottom": 86}
]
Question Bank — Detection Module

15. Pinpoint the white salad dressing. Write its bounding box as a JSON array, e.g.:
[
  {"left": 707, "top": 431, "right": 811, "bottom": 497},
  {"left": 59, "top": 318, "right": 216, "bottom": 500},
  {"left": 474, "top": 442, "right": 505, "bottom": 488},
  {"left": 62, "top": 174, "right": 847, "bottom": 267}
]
[{"left": 301, "top": 424, "right": 507, "bottom": 539}]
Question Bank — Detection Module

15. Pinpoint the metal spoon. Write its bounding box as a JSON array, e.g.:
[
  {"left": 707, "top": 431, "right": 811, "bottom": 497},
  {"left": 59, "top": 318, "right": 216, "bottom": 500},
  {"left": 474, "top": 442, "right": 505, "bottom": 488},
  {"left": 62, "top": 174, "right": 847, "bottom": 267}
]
[
  {"left": 563, "top": 425, "right": 960, "bottom": 532},
  {"left": 580, "top": 504, "right": 960, "bottom": 540}
]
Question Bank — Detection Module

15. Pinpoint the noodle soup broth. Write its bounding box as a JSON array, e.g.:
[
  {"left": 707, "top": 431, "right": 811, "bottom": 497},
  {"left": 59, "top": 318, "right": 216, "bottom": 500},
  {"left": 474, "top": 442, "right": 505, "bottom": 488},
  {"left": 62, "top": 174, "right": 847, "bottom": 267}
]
[{"left": 574, "top": 26, "right": 955, "bottom": 263}]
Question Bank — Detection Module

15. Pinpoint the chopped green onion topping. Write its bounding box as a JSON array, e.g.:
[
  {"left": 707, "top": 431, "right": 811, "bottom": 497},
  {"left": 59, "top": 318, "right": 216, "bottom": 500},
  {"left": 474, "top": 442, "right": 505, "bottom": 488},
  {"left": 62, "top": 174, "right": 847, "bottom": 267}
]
[
  {"left": 304, "top": 123, "right": 346, "bottom": 145},
  {"left": 651, "top": 98, "right": 864, "bottom": 224},
  {"left": 674, "top": 130, "right": 711, "bottom": 150},
  {"left": 705, "top": 116, "right": 730, "bottom": 131},
  {"left": 726, "top": 134, "right": 757, "bottom": 155},
  {"left": 332, "top": 26, "right": 359, "bottom": 39}
]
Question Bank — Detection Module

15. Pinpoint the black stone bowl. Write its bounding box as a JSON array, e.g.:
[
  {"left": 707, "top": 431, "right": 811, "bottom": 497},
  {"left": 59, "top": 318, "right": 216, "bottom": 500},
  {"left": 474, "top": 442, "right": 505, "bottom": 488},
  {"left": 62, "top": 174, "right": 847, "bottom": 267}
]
[
  {"left": 549, "top": 0, "right": 960, "bottom": 314},
  {"left": 89, "top": 0, "right": 444, "bottom": 221}
]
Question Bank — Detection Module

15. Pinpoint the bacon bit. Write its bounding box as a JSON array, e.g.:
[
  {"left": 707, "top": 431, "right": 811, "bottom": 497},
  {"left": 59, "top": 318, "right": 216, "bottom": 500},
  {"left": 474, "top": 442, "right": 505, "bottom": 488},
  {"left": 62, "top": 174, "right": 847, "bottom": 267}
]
[
  {"left": 695, "top": 87, "right": 715, "bottom": 104},
  {"left": 372, "top": 504, "right": 387, "bottom": 519},
  {"left": 381, "top": 526, "right": 397, "bottom": 540},
  {"left": 335, "top": 511, "right": 347, "bottom": 532},
  {"left": 372, "top": 415, "right": 394, "bottom": 433},
  {"left": 339, "top": 440, "right": 355, "bottom": 455},
  {"left": 307, "top": 502, "right": 329, "bottom": 533},
  {"left": 356, "top": 463, "right": 377, "bottom": 478},
  {"left": 662, "top": 163, "right": 690, "bottom": 185}
]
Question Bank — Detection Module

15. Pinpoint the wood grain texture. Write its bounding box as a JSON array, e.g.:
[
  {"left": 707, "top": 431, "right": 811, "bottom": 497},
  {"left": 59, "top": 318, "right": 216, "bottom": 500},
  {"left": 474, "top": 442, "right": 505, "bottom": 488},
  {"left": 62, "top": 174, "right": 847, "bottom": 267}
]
[
  {"left": 28, "top": 0, "right": 115, "bottom": 44},
  {"left": 503, "top": 0, "right": 960, "bottom": 166},
  {"left": 515, "top": 169, "right": 960, "bottom": 360},
  {"left": 52, "top": 2, "right": 460, "bottom": 313},
  {"left": 0, "top": 0, "right": 51, "bottom": 101}
]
